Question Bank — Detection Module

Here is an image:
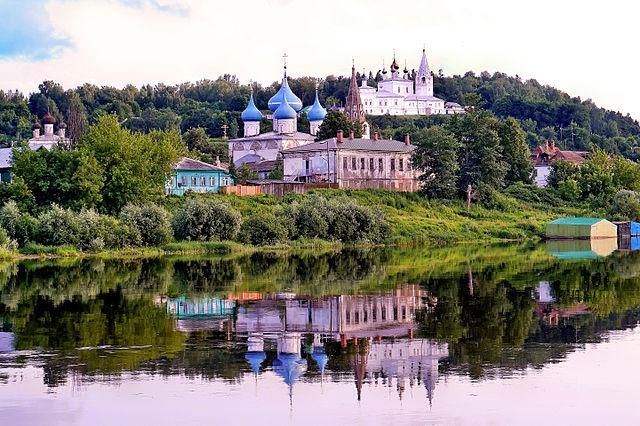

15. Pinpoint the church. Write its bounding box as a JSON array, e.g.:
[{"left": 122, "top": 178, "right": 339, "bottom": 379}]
[
  {"left": 359, "top": 49, "right": 465, "bottom": 116},
  {"left": 228, "top": 64, "right": 327, "bottom": 173}
]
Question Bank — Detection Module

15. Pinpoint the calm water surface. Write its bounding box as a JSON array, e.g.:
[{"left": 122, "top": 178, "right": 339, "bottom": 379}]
[{"left": 1, "top": 243, "right": 640, "bottom": 425}]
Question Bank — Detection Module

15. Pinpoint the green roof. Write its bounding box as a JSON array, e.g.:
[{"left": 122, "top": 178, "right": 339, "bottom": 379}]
[{"left": 548, "top": 217, "right": 606, "bottom": 226}]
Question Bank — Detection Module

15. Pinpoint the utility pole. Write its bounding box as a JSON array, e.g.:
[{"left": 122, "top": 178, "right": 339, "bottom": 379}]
[{"left": 221, "top": 124, "right": 228, "bottom": 140}]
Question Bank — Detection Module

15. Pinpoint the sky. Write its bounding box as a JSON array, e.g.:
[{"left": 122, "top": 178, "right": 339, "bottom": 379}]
[{"left": 0, "top": 0, "right": 638, "bottom": 119}]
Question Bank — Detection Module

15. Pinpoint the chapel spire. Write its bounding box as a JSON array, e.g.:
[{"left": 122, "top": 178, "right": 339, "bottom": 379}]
[{"left": 344, "top": 62, "right": 366, "bottom": 124}]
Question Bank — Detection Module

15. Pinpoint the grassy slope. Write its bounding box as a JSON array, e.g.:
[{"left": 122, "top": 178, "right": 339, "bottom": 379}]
[{"left": 165, "top": 188, "right": 595, "bottom": 245}]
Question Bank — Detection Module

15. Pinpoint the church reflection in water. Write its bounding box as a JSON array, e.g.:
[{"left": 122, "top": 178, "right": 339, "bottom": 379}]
[{"left": 162, "top": 285, "right": 449, "bottom": 403}]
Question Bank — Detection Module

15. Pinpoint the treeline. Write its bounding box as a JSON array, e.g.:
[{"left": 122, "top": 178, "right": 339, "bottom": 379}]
[{"left": 1, "top": 69, "right": 637, "bottom": 156}]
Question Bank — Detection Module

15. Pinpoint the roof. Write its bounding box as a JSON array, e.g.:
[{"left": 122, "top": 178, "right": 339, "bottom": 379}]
[
  {"left": 248, "top": 160, "right": 277, "bottom": 173},
  {"left": 229, "top": 131, "right": 315, "bottom": 143},
  {"left": 307, "top": 90, "right": 327, "bottom": 122},
  {"left": 555, "top": 150, "right": 588, "bottom": 164},
  {"left": 246, "top": 179, "right": 305, "bottom": 185},
  {"left": 281, "top": 137, "right": 416, "bottom": 154},
  {"left": 548, "top": 217, "right": 607, "bottom": 226},
  {"left": 375, "top": 90, "right": 406, "bottom": 99},
  {"left": 174, "top": 157, "right": 228, "bottom": 172},
  {"left": 404, "top": 94, "right": 444, "bottom": 102},
  {"left": 268, "top": 72, "right": 303, "bottom": 112},
  {"left": 241, "top": 93, "right": 263, "bottom": 122}
]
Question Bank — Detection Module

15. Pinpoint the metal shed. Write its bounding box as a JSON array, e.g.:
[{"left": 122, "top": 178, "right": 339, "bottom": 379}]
[
  {"left": 613, "top": 221, "right": 640, "bottom": 237},
  {"left": 546, "top": 217, "right": 618, "bottom": 239}
]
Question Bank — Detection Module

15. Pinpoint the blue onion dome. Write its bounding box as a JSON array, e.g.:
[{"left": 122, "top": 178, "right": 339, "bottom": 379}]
[
  {"left": 268, "top": 71, "right": 303, "bottom": 112},
  {"left": 273, "top": 93, "right": 297, "bottom": 120},
  {"left": 311, "top": 350, "right": 328, "bottom": 375},
  {"left": 307, "top": 90, "right": 327, "bottom": 122},
  {"left": 245, "top": 351, "right": 266, "bottom": 375},
  {"left": 241, "top": 92, "right": 263, "bottom": 122}
]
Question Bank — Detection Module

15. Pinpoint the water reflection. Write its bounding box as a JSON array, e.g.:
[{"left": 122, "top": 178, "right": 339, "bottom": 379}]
[{"left": 1, "top": 245, "right": 640, "bottom": 423}]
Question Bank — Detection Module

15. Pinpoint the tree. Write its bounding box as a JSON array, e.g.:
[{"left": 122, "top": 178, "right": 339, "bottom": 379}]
[
  {"left": 79, "top": 114, "right": 184, "bottom": 213},
  {"left": 65, "top": 92, "right": 88, "bottom": 147},
  {"left": 449, "top": 111, "right": 507, "bottom": 193},
  {"left": 268, "top": 155, "right": 284, "bottom": 180},
  {"left": 316, "top": 110, "right": 362, "bottom": 141},
  {"left": 496, "top": 117, "right": 533, "bottom": 185},
  {"left": 411, "top": 126, "right": 460, "bottom": 199},
  {"left": 235, "top": 163, "right": 257, "bottom": 184}
]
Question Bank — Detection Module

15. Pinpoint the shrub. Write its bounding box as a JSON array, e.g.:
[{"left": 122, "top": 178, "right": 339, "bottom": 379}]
[
  {"left": 281, "top": 196, "right": 329, "bottom": 240},
  {"left": 0, "top": 200, "right": 38, "bottom": 245},
  {"left": 610, "top": 190, "right": 640, "bottom": 221},
  {"left": 238, "top": 213, "right": 288, "bottom": 245},
  {"left": 0, "top": 227, "right": 17, "bottom": 252},
  {"left": 120, "top": 203, "right": 172, "bottom": 246},
  {"left": 325, "top": 198, "right": 388, "bottom": 243},
  {"left": 77, "top": 209, "right": 137, "bottom": 250},
  {"left": 173, "top": 199, "right": 241, "bottom": 241},
  {"left": 36, "top": 205, "right": 82, "bottom": 247}
]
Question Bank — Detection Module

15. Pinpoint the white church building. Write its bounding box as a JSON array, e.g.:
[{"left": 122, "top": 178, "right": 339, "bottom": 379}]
[{"left": 360, "top": 49, "right": 465, "bottom": 116}]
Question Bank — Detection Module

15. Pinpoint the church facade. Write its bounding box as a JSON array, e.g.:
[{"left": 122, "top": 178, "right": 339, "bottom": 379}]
[{"left": 359, "top": 49, "right": 465, "bottom": 116}]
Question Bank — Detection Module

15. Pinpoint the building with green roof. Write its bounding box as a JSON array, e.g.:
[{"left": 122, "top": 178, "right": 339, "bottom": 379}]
[{"left": 546, "top": 217, "right": 617, "bottom": 239}]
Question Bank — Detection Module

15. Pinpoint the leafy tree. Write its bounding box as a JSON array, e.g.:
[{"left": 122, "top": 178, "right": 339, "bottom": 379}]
[
  {"left": 268, "top": 156, "right": 284, "bottom": 180},
  {"left": 316, "top": 110, "right": 362, "bottom": 141},
  {"left": 496, "top": 117, "right": 533, "bottom": 185},
  {"left": 411, "top": 126, "right": 460, "bottom": 199},
  {"left": 235, "top": 163, "right": 257, "bottom": 184},
  {"left": 449, "top": 111, "right": 507, "bottom": 193},
  {"left": 79, "top": 114, "right": 184, "bottom": 213}
]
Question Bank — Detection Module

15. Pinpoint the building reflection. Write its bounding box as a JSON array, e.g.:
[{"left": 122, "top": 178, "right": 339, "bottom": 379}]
[
  {"left": 161, "top": 285, "right": 448, "bottom": 404},
  {"left": 533, "top": 281, "right": 591, "bottom": 325}
]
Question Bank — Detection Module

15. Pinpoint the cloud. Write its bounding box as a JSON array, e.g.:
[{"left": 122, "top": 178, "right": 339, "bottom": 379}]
[
  {"left": 0, "top": 0, "right": 72, "bottom": 60},
  {"left": 114, "top": 0, "right": 190, "bottom": 16}
]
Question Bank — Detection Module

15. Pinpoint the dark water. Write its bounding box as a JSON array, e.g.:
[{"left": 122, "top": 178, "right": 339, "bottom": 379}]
[{"left": 1, "top": 243, "right": 640, "bottom": 425}]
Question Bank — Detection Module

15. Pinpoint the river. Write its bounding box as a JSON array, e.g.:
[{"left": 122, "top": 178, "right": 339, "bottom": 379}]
[{"left": 1, "top": 242, "right": 639, "bottom": 425}]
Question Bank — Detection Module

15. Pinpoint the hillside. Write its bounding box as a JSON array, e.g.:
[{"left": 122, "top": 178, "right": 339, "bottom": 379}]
[{"left": 1, "top": 71, "right": 638, "bottom": 157}]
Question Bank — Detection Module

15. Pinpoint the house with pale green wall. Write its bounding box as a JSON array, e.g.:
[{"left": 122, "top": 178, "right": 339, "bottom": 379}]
[{"left": 166, "top": 157, "right": 233, "bottom": 195}]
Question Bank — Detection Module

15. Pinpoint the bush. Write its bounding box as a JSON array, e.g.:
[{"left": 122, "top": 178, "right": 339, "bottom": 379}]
[
  {"left": 238, "top": 213, "right": 288, "bottom": 245},
  {"left": 326, "top": 198, "right": 388, "bottom": 243},
  {"left": 0, "top": 227, "right": 17, "bottom": 252},
  {"left": 36, "top": 205, "right": 136, "bottom": 251},
  {"left": 77, "top": 209, "right": 137, "bottom": 250},
  {"left": 610, "top": 190, "right": 640, "bottom": 221},
  {"left": 0, "top": 200, "right": 38, "bottom": 245},
  {"left": 173, "top": 199, "right": 241, "bottom": 241},
  {"left": 281, "top": 196, "right": 329, "bottom": 239},
  {"left": 36, "top": 205, "right": 82, "bottom": 247},
  {"left": 120, "top": 203, "right": 172, "bottom": 246}
]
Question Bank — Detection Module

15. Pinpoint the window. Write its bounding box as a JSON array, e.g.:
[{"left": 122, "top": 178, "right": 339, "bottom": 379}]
[
  {"left": 354, "top": 311, "right": 360, "bottom": 324},
  {"left": 343, "top": 157, "right": 348, "bottom": 170},
  {"left": 306, "top": 159, "right": 311, "bottom": 172},
  {"left": 181, "top": 176, "right": 187, "bottom": 185},
  {"left": 191, "top": 176, "right": 197, "bottom": 186},
  {"left": 352, "top": 157, "right": 356, "bottom": 170},
  {"left": 399, "top": 159, "right": 404, "bottom": 171},
  {"left": 402, "top": 306, "right": 407, "bottom": 320},
  {"left": 346, "top": 310, "right": 350, "bottom": 324},
  {"left": 201, "top": 176, "right": 206, "bottom": 186},
  {"left": 381, "top": 306, "right": 386, "bottom": 321},
  {"left": 363, "top": 310, "right": 368, "bottom": 323},
  {"left": 391, "top": 159, "right": 396, "bottom": 171},
  {"left": 394, "top": 100, "right": 398, "bottom": 106},
  {"left": 397, "top": 87, "right": 400, "bottom": 93},
  {"left": 372, "top": 307, "right": 377, "bottom": 322},
  {"left": 379, "top": 158, "right": 384, "bottom": 171},
  {"left": 406, "top": 87, "right": 409, "bottom": 93},
  {"left": 369, "top": 158, "right": 374, "bottom": 170},
  {"left": 360, "top": 158, "right": 365, "bottom": 169},
  {"left": 210, "top": 176, "right": 215, "bottom": 186},
  {"left": 393, "top": 307, "right": 398, "bottom": 321}
]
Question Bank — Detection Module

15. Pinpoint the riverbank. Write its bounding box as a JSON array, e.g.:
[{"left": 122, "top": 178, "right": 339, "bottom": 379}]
[{"left": 0, "top": 188, "right": 596, "bottom": 261}]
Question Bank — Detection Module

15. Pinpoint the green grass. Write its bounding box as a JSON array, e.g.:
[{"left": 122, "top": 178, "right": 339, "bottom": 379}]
[{"left": 164, "top": 188, "right": 594, "bottom": 245}]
